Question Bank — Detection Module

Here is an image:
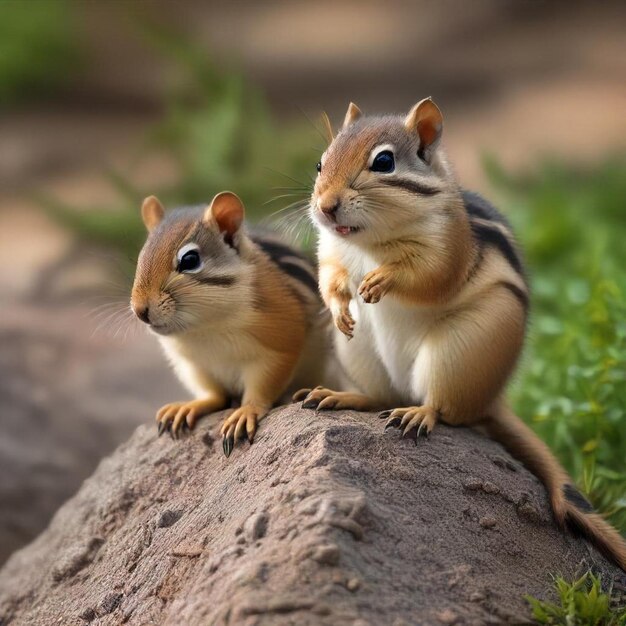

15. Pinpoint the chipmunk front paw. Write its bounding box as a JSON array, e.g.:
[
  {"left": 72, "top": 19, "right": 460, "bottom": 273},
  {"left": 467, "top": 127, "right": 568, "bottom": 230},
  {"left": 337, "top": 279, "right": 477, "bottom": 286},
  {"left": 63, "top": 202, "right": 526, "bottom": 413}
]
[
  {"left": 358, "top": 268, "right": 393, "bottom": 303},
  {"left": 379, "top": 405, "right": 439, "bottom": 442},
  {"left": 220, "top": 404, "right": 267, "bottom": 457},
  {"left": 330, "top": 299, "right": 355, "bottom": 338},
  {"left": 156, "top": 396, "right": 225, "bottom": 440}
]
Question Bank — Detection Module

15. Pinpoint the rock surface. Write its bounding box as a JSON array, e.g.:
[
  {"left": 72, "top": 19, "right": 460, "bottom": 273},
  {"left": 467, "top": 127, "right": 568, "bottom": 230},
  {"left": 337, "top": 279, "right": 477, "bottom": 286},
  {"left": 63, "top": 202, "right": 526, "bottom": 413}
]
[{"left": 0, "top": 405, "right": 622, "bottom": 625}]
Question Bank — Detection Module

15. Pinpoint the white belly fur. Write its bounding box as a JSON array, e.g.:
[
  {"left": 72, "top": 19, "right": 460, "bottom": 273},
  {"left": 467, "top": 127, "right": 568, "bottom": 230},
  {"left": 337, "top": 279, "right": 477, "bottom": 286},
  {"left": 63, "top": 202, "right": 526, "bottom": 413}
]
[
  {"left": 338, "top": 243, "right": 436, "bottom": 404},
  {"left": 159, "top": 330, "right": 260, "bottom": 399}
]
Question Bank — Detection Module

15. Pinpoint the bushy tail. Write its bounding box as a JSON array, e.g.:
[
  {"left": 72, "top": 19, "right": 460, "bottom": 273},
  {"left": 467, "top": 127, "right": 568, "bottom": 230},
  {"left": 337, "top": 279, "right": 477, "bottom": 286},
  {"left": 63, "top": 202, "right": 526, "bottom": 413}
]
[{"left": 484, "top": 403, "right": 626, "bottom": 572}]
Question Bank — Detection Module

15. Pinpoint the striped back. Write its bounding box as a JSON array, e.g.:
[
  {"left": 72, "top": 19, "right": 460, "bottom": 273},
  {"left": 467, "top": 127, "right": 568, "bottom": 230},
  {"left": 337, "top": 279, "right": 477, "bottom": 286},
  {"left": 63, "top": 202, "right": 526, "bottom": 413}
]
[{"left": 250, "top": 232, "right": 319, "bottom": 300}]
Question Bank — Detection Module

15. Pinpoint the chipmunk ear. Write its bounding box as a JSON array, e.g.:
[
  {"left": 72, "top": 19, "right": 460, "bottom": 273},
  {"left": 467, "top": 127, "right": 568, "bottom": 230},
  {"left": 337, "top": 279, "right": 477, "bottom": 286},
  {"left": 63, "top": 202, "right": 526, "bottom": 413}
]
[
  {"left": 343, "top": 102, "right": 363, "bottom": 129},
  {"left": 141, "top": 196, "right": 165, "bottom": 232},
  {"left": 203, "top": 191, "right": 244, "bottom": 246},
  {"left": 405, "top": 98, "right": 443, "bottom": 162}
]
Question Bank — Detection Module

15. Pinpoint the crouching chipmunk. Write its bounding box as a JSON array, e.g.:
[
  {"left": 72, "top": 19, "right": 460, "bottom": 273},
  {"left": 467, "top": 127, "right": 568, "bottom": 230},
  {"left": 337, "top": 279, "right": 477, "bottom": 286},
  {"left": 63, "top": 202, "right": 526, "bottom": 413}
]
[
  {"left": 131, "top": 191, "right": 330, "bottom": 456},
  {"left": 295, "top": 98, "right": 626, "bottom": 571}
]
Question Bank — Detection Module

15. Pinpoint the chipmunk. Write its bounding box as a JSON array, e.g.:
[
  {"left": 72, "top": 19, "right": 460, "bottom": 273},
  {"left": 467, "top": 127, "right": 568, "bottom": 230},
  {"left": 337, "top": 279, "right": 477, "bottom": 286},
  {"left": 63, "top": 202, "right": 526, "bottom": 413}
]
[
  {"left": 295, "top": 99, "right": 626, "bottom": 571},
  {"left": 131, "top": 191, "right": 329, "bottom": 456}
]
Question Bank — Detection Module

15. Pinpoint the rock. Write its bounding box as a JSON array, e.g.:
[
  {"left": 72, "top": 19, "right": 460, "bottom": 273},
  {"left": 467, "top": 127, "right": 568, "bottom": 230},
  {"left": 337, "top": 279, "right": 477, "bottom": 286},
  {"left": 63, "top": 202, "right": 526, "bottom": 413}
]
[
  {"left": 244, "top": 513, "right": 269, "bottom": 542},
  {"left": 311, "top": 544, "right": 341, "bottom": 566},
  {"left": 479, "top": 516, "right": 498, "bottom": 529},
  {"left": 157, "top": 509, "right": 183, "bottom": 528},
  {"left": 0, "top": 405, "right": 623, "bottom": 625}
]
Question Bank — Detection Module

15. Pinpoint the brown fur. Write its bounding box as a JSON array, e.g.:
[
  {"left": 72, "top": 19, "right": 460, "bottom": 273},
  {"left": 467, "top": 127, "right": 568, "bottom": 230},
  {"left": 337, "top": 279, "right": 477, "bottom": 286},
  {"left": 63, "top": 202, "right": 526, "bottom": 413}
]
[
  {"left": 131, "top": 193, "right": 328, "bottom": 453},
  {"left": 298, "top": 100, "right": 626, "bottom": 572}
]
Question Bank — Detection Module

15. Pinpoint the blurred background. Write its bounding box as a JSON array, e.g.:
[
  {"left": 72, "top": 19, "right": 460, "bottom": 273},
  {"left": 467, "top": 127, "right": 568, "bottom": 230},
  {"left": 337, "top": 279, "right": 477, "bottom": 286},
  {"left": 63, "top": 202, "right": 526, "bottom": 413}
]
[{"left": 1, "top": 0, "right": 625, "bottom": 565}]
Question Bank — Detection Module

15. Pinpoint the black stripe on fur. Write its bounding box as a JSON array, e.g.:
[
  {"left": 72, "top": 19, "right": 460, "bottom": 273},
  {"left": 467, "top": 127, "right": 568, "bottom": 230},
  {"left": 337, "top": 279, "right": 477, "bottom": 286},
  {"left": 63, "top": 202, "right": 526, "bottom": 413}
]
[
  {"left": 381, "top": 178, "right": 440, "bottom": 196},
  {"left": 498, "top": 281, "right": 529, "bottom": 311},
  {"left": 470, "top": 221, "right": 524, "bottom": 276},
  {"left": 279, "top": 262, "right": 319, "bottom": 293},
  {"left": 193, "top": 275, "right": 236, "bottom": 287},
  {"left": 252, "top": 236, "right": 318, "bottom": 294},
  {"left": 563, "top": 484, "right": 595, "bottom": 513},
  {"left": 462, "top": 190, "right": 511, "bottom": 226}
]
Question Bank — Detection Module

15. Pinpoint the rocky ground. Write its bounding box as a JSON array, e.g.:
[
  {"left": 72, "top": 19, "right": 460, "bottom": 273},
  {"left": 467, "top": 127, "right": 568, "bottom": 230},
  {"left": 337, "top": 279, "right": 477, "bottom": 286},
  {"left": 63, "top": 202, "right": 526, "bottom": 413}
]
[{"left": 1, "top": 406, "right": 623, "bottom": 626}]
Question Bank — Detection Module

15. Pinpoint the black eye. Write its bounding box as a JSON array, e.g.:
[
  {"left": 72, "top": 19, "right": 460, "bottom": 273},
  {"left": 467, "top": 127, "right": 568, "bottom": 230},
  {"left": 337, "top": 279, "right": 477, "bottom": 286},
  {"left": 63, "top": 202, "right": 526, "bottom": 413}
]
[
  {"left": 316, "top": 161, "right": 322, "bottom": 173},
  {"left": 178, "top": 249, "right": 201, "bottom": 273},
  {"left": 370, "top": 150, "right": 395, "bottom": 173}
]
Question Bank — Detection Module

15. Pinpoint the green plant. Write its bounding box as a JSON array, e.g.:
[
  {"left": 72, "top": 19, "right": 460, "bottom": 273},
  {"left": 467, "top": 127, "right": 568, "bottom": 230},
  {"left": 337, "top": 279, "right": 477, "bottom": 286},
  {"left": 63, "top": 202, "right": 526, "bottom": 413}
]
[
  {"left": 487, "top": 155, "right": 626, "bottom": 532},
  {"left": 525, "top": 572, "right": 625, "bottom": 625},
  {"left": 0, "top": 0, "right": 80, "bottom": 106}
]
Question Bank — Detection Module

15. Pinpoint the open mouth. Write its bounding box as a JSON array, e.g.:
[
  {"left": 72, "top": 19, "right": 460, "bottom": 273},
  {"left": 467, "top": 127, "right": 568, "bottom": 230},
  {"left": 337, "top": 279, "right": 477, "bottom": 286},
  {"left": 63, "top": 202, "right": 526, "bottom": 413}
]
[{"left": 334, "top": 225, "right": 360, "bottom": 236}]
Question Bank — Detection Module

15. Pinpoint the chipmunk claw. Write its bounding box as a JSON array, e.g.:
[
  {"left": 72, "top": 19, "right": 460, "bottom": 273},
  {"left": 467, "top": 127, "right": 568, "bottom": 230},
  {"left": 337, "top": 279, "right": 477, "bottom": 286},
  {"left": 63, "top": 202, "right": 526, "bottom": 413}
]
[
  {"left": 416, "top": 422, "right": 429, "bottom": 439},
  {"left": 157, "top": 421, "right": 168, "bottom": 437},
  {"left": 219, "top": 404, "right": 264, "bottom": 457},
  {"left": 384, "top": 416, "right": 402, "bottom": 430},
  {"left": 316, "top": 396, "right": 340, "bottom": 411},
  {"left": 292, "top": 386, "right": 323, "bottom": 403},
  {"left": 302, "top": 397, "right": 320, "bottom": 410},
  {"left": 222, "top": 434, "right": 234, "bottom": 457}
]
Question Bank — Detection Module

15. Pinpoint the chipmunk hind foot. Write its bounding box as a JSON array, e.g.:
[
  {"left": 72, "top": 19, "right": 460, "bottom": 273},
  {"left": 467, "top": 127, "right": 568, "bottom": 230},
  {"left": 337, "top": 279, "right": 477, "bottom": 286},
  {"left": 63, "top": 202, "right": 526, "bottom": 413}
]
[
  {"left": 295, "top": 387, "right": 381, "bottom": 412},
  {"left": 379, "top": 406, "right": 439, "bottom": 442}
]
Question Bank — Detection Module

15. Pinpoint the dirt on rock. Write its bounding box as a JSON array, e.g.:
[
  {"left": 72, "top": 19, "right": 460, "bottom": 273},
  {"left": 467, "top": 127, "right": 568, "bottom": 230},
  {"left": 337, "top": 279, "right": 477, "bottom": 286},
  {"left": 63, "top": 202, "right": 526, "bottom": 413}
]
[{"left": 0, "top": 405, "right": 623, "bottom": 625}]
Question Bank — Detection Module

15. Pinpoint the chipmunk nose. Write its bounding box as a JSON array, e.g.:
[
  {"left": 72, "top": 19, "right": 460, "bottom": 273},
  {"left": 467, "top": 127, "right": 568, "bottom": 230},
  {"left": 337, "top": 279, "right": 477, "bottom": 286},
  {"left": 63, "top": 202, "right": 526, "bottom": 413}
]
[
  {"left": 133, "top": 305, "right": 151, "bottom": 325},
  {"left": 318, "top": 198, "right": 340, "bottom": 222}
]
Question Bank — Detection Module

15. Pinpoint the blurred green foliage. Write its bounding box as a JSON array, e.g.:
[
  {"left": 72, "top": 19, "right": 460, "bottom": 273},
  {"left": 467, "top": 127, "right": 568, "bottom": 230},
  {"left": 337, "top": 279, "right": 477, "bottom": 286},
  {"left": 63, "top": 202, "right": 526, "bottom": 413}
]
[
  {"left": 487, "top": 155, "right": 626, "bottom": 532},
  {"left": 526, "top": 572, "right": 625, "bottom": 625},
  {"left": 0, "top": 0, "right": 79, "bottom": 107}
]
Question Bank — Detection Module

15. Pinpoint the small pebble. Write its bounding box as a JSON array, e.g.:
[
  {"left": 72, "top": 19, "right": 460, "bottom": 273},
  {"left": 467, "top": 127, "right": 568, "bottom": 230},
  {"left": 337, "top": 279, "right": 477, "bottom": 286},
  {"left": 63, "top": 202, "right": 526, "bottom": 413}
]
[
  {"left": 482, "top": 481, "right": 500, "bottom": 494},
  {"left": 517, "top": 501, "right": 541, "bottom": 523},
  {"left": 312, "top": 544, "right": 340, "bottom": 566},
  {"left": 244, "top": 513, "right": 269, "bottom": 541},
  {"left": 99, "top": 592, "right": 123, "bottom": 615},
  {"left": 79, "top": 608, "right": 97, "bottom": 622},
  {"left": 346, "top": 577, "right": 361, "bottom": 592},
  {"left": 479, "top": 516, "right": 497, "bottom": 529},
  {"left": 463, "top": 478, "right": 483, "bottom": 491},
  {"left": 157, "top": 509, "right": 182, "bottom": 528},
  {"left": 436, "top": 609, "right": 459, "bottom": 625}
]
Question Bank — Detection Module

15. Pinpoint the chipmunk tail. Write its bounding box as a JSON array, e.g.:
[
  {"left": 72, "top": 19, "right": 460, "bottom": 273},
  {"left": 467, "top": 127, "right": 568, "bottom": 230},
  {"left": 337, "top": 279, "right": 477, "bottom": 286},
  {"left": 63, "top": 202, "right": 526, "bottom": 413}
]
[{"left": 484, "top": 403, "right": 626, "bottom": 572}]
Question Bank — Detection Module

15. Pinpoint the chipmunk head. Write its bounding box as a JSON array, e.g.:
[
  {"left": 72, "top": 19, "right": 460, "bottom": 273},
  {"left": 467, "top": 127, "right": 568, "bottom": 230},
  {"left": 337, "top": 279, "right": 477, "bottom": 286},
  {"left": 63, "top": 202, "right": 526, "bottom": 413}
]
[
  {"left": 311, "top": 98, "right": 458, "bottom": 243},
  {"left": 130, "top": 192, "right": 250, "bottom": 335}
]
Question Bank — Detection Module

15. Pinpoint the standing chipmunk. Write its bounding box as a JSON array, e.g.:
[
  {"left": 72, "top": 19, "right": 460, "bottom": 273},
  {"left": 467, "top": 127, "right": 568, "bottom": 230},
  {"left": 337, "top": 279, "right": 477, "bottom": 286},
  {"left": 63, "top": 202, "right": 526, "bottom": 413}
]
[
  {"left": 296, "top": 99, "right": 626, "bottom": 571},
  {"left": 131, "top": 191, "right": 329, "bottom": 456}
]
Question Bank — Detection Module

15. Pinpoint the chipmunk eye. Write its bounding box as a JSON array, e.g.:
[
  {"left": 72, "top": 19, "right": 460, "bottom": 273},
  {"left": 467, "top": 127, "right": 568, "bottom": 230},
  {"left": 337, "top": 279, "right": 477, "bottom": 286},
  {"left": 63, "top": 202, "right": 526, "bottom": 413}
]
[
  {"left": 370, "top": 150, "right": 395, "bottom": 173},
  {"left": 176, "top": 244, "right": 202, "bottom": 273},
  {"left": 316, "top": 161, "right": 322, "bottom": 173}
]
